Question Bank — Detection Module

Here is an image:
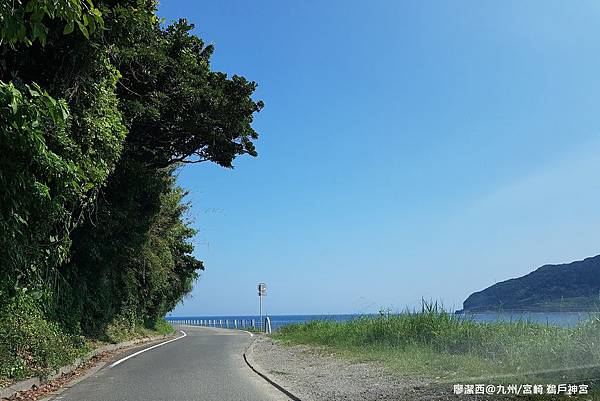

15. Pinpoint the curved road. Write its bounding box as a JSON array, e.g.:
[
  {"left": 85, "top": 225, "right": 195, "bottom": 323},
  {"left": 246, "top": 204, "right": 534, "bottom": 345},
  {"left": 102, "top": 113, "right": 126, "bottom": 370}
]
[{"left": 49, "top": 326, "right": 288, "bottom": 401}]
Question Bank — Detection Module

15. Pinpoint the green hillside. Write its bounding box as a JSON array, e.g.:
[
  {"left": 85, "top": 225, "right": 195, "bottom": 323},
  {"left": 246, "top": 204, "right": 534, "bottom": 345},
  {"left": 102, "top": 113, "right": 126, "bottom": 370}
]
[{"left": 461, "top": 255, "right": 600, "bottom": 312}]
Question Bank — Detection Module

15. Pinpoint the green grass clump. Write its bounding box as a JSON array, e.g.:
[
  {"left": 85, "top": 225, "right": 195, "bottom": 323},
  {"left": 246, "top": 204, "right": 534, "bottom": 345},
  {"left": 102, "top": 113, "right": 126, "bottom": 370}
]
[{"left": 273, "top": 306, "right": 600, "bottom": 383}]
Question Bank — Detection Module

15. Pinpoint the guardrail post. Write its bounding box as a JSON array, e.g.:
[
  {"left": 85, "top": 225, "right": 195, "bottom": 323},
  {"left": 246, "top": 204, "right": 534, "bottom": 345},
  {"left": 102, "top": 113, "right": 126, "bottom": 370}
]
[{"left": 265, "top": 316, "right": 272, "bottom": 334}]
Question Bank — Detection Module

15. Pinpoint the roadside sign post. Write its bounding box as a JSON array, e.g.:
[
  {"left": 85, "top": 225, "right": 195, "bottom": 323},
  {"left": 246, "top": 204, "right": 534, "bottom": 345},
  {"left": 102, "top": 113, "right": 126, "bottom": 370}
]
[{"left": 258, "top": 282, "right": 267, "bottom": 332}]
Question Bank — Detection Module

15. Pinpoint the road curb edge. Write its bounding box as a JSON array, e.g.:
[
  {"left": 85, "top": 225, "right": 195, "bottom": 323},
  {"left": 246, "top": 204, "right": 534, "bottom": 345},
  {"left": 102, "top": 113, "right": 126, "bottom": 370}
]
[{"left": 243, "top": 337, "right": 303, "bottom": 401}]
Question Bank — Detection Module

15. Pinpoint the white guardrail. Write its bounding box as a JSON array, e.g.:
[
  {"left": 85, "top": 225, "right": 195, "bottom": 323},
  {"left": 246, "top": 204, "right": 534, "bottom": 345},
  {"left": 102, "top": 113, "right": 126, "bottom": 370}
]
[{"left": 171, "top": 317, "right": 273, "bottom": 334}]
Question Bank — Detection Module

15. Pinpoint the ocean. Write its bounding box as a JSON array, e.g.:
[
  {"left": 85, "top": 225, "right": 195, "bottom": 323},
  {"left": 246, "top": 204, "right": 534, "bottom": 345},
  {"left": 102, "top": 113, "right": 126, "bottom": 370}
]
[{"left": 166, "top": 311, "right": 600, "bottom": 331}]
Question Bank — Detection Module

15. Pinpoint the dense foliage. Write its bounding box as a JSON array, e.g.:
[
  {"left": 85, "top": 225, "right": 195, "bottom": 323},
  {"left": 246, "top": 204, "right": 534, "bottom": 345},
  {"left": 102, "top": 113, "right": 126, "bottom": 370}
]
[{"left": 0, "top": 0, "right": 262, "bottom": 379}]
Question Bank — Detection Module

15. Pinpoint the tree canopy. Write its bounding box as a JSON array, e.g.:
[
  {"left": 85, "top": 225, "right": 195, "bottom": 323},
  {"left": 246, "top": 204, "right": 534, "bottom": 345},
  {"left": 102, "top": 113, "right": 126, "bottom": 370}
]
[{"left": 0, "top": 0, "right": 262, "bottom": 356}]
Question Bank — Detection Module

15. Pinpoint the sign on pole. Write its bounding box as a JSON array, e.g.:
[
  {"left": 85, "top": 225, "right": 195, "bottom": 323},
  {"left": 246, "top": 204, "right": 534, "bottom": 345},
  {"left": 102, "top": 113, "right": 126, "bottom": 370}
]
[
  {"left": 258, "top": 282, "right": 267, "bottom": 296},
  {"left": 258, "top": 282, "right": 267, "bottom": 332}
]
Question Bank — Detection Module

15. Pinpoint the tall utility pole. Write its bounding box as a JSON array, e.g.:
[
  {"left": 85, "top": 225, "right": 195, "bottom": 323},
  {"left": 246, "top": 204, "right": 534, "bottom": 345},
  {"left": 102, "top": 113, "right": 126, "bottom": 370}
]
[{"left": 258, "top": 282, "right": 267, "bottom": 330}]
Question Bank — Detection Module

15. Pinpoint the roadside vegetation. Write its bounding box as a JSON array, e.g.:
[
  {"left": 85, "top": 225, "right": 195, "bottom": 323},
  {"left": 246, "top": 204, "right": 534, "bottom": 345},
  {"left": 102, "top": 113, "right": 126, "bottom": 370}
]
[
  {"left": 0, "top": 292, "right": 175, "bottom": 384},
  {"left": 273, "top": 303, "right": 600, "bottom": 390},
  {"left": 0, "top": 0, "right": 261, "bottom": 385}
]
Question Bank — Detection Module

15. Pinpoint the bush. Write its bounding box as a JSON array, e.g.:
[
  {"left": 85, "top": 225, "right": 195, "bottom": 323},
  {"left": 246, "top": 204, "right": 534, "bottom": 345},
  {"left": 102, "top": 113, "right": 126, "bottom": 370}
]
[
  {"left": 105, "top": 314, "right": 174, "bottom": 343},
  {"left": 151, "top": 318, "right": 175, "bottom": 336},
  {"left": 0, "top": 292, "right": 87, "bottom": 380}
]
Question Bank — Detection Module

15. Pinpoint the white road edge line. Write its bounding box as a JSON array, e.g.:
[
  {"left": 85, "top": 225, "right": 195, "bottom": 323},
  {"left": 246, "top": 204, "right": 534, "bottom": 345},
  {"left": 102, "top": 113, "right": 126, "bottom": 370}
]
[
  {"left": 109, "top": 330, "right": 187, "bottom": 368},
  {"left": 242, "top": 330, "right": 254, "bottom": 337}
]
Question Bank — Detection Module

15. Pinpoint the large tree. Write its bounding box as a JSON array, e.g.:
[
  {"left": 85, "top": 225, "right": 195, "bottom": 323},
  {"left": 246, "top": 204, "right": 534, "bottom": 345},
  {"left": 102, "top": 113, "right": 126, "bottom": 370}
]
[
  {"left": 60, "top": 3, "right": 263, "bottom": 334},
  {"left": 0, "top": 0, "right": 262, "bottom": 339}
]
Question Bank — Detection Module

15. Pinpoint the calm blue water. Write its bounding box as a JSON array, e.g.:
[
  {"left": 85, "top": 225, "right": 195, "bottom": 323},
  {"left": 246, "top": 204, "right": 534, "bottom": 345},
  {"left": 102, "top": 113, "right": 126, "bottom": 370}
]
[
  {"left": 166, "top": 314, "right": 364, "bottom": 331},
  {"left": 166, "top": 312, "right": 600, "bottom": 330}
]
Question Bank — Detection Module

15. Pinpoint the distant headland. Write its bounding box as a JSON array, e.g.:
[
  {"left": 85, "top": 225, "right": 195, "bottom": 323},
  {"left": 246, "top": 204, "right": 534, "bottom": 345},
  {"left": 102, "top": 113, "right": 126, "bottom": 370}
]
[{"left": 457, "top": 254, "right": 600, "bottom": 313}]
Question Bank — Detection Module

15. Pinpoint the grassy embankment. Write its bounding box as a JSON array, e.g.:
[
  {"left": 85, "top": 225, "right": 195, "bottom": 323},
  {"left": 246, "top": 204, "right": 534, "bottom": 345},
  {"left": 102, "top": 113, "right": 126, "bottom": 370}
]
[
  {"left": 273, "top": 304, "right": 600, "bottom": 396},
  {"left": 0, "top": 295, "right": 174, "bottom": 388}
]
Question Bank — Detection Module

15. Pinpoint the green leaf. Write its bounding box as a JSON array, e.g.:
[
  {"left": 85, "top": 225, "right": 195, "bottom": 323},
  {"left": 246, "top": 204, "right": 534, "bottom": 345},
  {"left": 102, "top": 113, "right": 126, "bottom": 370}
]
[
  {"left": 14, "top": 214, "right": 28, "bottom": 226},
  {"left": 28, "top": 86, "right": 40, "bottom": 97},
  {"left": 60, "top": 104, "right": 69, "bottom": 120},
  {"left": 87, "top": 17, "right": 96, "bottom": 34},
  {"left": 77, "top": 21, "right": 89, "bottom": 39},
  {"left": 63, "top": 21, "right": 74, "bottom": 35},
  {"left": 10, "top": 96, "right": 18, "bottom": 114}
]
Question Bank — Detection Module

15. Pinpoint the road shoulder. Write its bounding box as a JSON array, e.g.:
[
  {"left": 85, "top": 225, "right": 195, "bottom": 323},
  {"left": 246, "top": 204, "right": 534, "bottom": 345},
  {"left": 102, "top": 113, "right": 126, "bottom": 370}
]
[
  {"left": 1, "top": 334, "right": 176, "bottom": 401},
  {"left": 247, "top": 336, "right": 486, "bottom": 401}
]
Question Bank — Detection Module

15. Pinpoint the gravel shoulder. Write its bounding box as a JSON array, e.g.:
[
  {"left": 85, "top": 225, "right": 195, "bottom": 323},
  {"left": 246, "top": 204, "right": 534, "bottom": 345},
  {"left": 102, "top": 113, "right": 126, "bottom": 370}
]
[{"left": 248, "top": 336, "right": 474, "bottom": 401}]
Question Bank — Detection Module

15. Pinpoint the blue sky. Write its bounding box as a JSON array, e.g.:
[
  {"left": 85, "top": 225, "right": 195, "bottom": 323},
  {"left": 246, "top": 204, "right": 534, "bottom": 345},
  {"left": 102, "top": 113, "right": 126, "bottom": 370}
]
[{"left": 158, "top": 0, "right": 600, "bottom": 316}]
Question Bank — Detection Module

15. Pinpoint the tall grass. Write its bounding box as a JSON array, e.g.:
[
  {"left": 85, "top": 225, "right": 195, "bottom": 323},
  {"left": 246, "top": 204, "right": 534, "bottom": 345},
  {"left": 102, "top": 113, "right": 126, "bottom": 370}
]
[{"left": 273, "top": 304, "right": 600, "bottom": 381}]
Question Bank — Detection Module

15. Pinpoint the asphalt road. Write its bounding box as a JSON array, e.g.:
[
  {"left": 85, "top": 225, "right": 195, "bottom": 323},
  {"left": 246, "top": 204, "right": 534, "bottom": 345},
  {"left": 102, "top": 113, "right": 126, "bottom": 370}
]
[{"left": 48, "top": 326, "right": 289, "bottom": 401}]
